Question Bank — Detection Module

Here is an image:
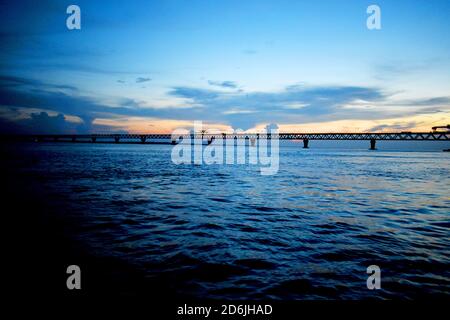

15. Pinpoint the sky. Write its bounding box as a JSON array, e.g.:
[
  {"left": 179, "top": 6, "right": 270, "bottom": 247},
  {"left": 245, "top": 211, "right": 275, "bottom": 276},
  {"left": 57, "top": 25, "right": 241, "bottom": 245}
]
[{"left": 0, "top": 0, "right": 449, "bottom": 134}]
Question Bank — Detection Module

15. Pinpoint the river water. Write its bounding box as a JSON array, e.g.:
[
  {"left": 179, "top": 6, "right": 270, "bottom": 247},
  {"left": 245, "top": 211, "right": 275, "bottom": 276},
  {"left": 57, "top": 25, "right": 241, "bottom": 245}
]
[{"left": 4, "top": 141, "right": 450, "bottom": 299}]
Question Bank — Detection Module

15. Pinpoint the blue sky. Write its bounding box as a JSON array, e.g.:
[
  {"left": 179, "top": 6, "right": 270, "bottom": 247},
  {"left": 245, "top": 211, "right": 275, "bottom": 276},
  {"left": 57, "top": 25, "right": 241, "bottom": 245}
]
[{"left": 0, "top": 0, "right": 449, "bottom": 133}]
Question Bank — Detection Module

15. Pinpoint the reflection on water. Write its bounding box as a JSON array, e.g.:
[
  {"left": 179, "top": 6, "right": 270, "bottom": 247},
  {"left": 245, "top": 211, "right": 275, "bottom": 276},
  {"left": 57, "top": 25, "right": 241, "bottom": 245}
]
[{"left": 6, "top": 142, "right": 450, "bottom": 299}]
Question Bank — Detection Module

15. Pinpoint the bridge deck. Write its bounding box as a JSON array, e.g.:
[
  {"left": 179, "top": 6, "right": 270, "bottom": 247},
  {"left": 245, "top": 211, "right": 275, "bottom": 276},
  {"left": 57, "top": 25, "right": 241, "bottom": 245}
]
[{"left": 5, "top": 132, "right": 450, "bottom": 142}]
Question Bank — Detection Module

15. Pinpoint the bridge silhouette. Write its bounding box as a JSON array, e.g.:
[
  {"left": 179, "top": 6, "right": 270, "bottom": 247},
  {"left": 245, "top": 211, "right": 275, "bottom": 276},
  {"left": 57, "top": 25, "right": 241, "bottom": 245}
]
[{"left": 6, "top": 131, "right": 450, "bottom": 150}]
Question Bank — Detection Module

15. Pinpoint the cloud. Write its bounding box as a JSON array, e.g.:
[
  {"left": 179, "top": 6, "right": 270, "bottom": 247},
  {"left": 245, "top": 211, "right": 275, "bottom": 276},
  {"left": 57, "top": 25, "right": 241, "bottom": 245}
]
[
  {"left": 0, "top": 111, "right": 79, "bottom": 134},
  {"left": 1, "top": 73, "right": 449, "bottom": 133},
  {"left": 170, "top": 87, "right": 220, "bottom": 101},
  {"left": 23, "top": 112, "right": 75, "bottom": 133},
  {"left": 0, "top": 75, "right": 78, "bottom": 92},
  {"left": 372, "top": 59, "right": 441, "bottom": 81},
  {"left": 167, "top": 85, "right": 389, "bottom": 128},
  {"left": 0, "top": 75, "right": 152, "bottom": 133},
  {"left": 208, "top": 80, "right": 239, "bottom": 89},
  {"left": 136, "top": 77, "right": 151, "bottom": 83},
  {"left": 399, "top": 97, "right": 450, "bottom": 106},
  {"left": 166, "top": 85, "right": 450, "bottom": 129},
  {"left": 367, "top": 121, "right": 419, "bottom": 132}
]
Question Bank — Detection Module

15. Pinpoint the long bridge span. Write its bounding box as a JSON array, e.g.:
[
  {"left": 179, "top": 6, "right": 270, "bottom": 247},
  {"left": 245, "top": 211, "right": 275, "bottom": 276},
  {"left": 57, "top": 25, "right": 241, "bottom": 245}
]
[{"left": 4, "top": 131, "right": 450, "bottom": 150}]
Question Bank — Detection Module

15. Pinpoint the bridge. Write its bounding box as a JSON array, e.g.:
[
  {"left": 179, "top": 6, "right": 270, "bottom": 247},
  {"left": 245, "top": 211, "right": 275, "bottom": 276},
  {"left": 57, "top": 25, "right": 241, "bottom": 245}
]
[{"left": 4, "top": 131, "right": 450, "bottom": 150}]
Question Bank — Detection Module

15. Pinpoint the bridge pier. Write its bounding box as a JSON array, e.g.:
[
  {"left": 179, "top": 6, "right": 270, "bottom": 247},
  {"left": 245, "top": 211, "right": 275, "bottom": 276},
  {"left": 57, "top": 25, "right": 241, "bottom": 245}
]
[
  {"left": 114, "top": 137, "right": 120, "bottom": 143},
  {"left": 71, "top": 136, "right": 76, "bottom": 142},
  {"left": 171, "top": 139, "right": 177, "bottom": 145},
  {"left": 91, "top": 137, "right": 96, "bottom": 143},
  {"left": 370, "top": 138, "right": 376, "bottom": 150},
  {"left": 207, "top": 137, "right": 215, "bottom": 145},
  {"left": 140, "top": 136, "right": 146, "bottom": 143},
  {"left": 303, "top": 138, "right": 309, "bottom": 149}
]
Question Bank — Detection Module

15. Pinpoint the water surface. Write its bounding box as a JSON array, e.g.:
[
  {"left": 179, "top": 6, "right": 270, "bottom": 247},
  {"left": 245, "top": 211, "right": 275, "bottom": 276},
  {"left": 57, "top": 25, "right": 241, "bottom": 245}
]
[{"left": 6, "top": 142, "right": 450, "bottom": 299}]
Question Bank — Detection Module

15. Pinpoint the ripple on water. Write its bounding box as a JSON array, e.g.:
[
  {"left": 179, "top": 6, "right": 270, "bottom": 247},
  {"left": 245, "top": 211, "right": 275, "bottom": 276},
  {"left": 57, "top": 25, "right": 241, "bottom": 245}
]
[{"left": 12, "top": 144, "right": 450, "bottom": 299}]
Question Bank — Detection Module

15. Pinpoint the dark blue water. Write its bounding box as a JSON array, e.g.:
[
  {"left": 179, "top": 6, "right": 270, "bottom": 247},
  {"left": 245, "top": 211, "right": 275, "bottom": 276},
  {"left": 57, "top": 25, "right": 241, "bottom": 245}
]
[{"left": 7, "top": 142, "right": 450, "bottom": 299}]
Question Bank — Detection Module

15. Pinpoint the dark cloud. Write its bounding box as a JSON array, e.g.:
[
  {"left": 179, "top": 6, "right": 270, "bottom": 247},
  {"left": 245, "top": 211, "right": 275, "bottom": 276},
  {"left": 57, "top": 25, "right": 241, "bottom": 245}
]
[
  {"left": 1, "top": 73, "right": 449, "bottom": 133},
  {"left": 0, "top": 111, "right": 78, "bottom": 134},
  {"left": 208, "top": 80, "right": 238, "bottom": 89},
  {"left": 170, "top": 87, "right": 221, "bottom": 101},
  {"left": 0, "top": 75, "right": 77, "bottom": 91},
  {"left": 168, "top": 85, "right": 389, "bottom": 128},
  {"left": 136, "top": 77, "right": 151, "bottom": 83},
  {"left": 23, "top": 112, "right": 76, "bottom": 133},
  {"left": 0, "top": 75, "right": 155, "bottom": 133},
  {"left": 0, "top": 109, "right": 128, "bottom": 135}
]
